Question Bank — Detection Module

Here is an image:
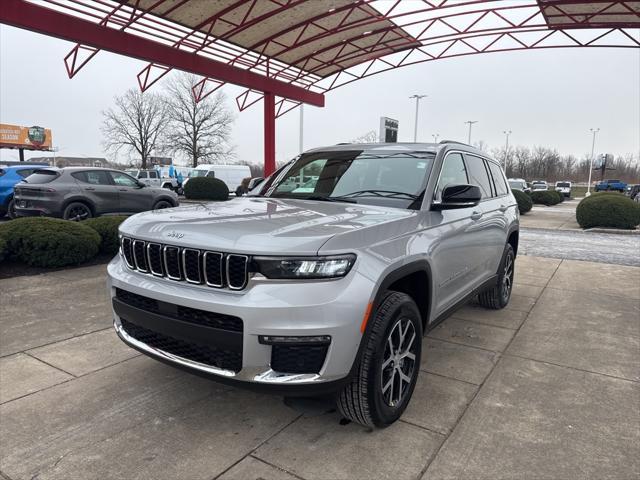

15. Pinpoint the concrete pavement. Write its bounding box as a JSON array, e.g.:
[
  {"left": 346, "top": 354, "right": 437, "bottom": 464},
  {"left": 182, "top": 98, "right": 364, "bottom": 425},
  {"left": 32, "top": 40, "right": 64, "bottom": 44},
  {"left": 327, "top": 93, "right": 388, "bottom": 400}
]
[{"left": 1, "top": 257, "right": 639, "bottom": 480}]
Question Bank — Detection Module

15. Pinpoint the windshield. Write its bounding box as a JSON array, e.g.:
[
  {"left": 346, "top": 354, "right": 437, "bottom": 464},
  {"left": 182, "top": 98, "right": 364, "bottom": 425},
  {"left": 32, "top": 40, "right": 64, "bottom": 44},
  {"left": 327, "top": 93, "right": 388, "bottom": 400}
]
[
  {"left": 556, "top": 182, "right": 570, "bottom": 187},
  {"left": 508, "top": 180, "right": 524, "bottom": 189},
  {"left": 266, "top": 150, "right": 434, "bottom": 209},
  {"left": 191, "top": 170, "right": 208, "bottom": 177}
]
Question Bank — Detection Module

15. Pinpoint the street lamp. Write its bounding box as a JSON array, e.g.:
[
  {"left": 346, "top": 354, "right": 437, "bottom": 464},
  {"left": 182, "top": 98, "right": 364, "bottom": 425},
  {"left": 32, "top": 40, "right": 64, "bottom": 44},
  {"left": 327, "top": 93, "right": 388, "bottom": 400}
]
[
  {"left": 432, "top": 133, "right": 440, "bottom": 143},
  {"left": 503, "top": 130, "right": 512, "bottom": 171},
  {"left": 464, "top": 120, "right": 478, "bottom": 144},
  {"left": 409, "top": 94, "right": 427, "bottom": 142},
  {"left": 586, "top": 128, "right": 600, "bottom": 197}
]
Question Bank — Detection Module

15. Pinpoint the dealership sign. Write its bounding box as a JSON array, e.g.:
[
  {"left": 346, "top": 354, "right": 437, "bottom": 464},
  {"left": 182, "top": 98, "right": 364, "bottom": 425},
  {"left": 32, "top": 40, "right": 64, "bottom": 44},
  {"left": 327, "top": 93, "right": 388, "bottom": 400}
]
[{"left": 0, "top": 123, "right": 52, "bottom": 150}]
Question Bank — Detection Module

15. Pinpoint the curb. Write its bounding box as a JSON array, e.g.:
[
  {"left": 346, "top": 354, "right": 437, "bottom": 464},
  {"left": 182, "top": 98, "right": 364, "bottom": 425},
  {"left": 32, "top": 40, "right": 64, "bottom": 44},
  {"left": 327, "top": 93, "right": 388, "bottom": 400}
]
[{"left": 522, "top": 225, "right": 640, "bottom": 235}]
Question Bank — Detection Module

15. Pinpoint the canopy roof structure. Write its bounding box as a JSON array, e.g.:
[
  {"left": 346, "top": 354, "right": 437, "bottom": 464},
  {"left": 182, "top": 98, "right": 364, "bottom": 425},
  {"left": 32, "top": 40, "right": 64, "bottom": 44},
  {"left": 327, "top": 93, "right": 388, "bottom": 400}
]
[{"left": 1, "top": 0, "right": 639, "bottom": 173}]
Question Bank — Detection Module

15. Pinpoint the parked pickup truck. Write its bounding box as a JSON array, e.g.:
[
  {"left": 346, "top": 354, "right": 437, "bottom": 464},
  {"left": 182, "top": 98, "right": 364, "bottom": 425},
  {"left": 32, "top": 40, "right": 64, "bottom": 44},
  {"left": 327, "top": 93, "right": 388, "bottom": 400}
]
[{"left": 595, "top": 179, "right": 627, "bottom": 192}]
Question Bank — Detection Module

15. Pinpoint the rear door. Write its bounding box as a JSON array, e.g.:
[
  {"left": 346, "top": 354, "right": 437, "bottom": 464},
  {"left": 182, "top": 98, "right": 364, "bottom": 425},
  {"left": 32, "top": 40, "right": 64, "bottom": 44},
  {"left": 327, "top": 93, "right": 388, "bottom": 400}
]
[
  {"left": 109, "top": 171, "right": 153, "bottom": 212},
  {"left": 71, "top": 170, "right": 119, "bottom": 214},
  {"left": 465, "top": 155, "right": 508, "bottom": 280}
]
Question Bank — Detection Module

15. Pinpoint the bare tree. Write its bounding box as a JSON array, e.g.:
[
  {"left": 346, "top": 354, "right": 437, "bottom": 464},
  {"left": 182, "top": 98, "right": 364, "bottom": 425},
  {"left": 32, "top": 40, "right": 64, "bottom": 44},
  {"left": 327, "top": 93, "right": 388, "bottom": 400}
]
[
  {"left": 101, "top": 89, "right": 168, "bottom": 169},
  {"left": 351, "top": 130, "right": 378, "bottom": 143},
  {"left": 163, "top": 73, "right": 234, "bottom": 167}
]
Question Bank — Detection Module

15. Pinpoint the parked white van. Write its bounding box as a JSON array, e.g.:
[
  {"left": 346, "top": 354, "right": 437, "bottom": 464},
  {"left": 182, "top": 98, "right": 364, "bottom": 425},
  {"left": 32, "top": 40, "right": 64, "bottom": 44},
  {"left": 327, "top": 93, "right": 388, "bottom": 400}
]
[{"left": 183, "top": 164, "right": 251, "bottom": 191}]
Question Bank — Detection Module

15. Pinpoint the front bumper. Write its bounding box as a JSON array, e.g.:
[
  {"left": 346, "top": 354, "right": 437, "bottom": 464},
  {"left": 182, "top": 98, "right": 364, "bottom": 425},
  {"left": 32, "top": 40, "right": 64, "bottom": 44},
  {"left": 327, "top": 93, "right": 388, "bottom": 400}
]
[{"left": 107, "top": 255, "right": 374, "bottom": 394}]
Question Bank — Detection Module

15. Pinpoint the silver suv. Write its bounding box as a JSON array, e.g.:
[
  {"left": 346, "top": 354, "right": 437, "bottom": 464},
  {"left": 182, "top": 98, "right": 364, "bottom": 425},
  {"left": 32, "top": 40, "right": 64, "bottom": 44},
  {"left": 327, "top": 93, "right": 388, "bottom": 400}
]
[{"left": 108, "top": 142, "right": 519, "bottom": 428}]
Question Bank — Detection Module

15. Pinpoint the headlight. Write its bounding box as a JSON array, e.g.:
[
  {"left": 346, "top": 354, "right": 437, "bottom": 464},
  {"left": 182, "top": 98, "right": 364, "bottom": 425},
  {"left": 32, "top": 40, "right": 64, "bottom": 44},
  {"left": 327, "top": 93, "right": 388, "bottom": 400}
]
[{"left": 253, "top": 254, "right": 356, "bottom": 279}]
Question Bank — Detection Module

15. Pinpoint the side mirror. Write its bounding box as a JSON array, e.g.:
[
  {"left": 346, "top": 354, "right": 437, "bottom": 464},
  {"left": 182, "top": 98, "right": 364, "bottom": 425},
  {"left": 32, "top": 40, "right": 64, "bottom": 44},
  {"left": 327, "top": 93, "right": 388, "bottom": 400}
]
[
  {"left": 136, "top": 181, "right": 146, "bottom": 188},
  {"left": 432, "top": 184, "right": 481, "bottom": 210}
]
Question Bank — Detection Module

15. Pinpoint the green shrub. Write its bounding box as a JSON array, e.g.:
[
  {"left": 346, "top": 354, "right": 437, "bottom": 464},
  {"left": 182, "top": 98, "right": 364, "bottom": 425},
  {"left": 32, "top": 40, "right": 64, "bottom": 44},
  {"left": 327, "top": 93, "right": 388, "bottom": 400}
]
[
  {"left": 84, "top": 216, "right": 128, "bottom": 254},
  {"left": 512, "top": 189, "right": 532, "bottom": 214},
  {"left": 0, "top": 217, "right": 100, "bottom": 267},
  {"left": 184, "top": 177, "right": 229, "bottom": 201},
  {"left": 551, "top": 190, "right": 565, "bottom": 203},
  {"left": 530, "top": 190, "right": 561, "bottom": 206},
  {"left": 0, "top": 235, "right": 6, "bottom": 263},
  {"left": 576, "top": 193, "right": 640, "bottom": 229}
]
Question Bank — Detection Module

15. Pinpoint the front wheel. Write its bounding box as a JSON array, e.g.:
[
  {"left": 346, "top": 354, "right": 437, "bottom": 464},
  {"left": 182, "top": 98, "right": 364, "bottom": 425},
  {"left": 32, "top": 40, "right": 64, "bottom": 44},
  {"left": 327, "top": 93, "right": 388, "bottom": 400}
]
[
  {"left": 478, "top": 243, "right": 515, "bottom": 309},
  {"left": 153, "top": 200, "right": 173, "bottom": 210},
  {"left": 337, "top": 291, "right": 422, "bottom": 428}
]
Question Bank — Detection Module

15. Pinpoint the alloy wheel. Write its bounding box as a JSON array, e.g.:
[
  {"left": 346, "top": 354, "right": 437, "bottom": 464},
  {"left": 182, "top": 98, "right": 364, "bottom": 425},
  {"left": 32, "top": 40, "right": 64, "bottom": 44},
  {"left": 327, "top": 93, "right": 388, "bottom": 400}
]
[
  {"left": 380, "top": 317, "right": 418, "bottom": 407},
  {"left": 68, "top": 205, "right": 90, "bottom": 221},
  {"left": 501, "top": 253, "right": 514, "bottom": 302}
]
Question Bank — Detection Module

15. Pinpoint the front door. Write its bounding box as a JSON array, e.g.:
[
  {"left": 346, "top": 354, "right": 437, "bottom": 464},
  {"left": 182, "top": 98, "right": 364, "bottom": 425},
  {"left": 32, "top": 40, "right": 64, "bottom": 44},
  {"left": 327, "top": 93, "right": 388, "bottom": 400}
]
[
  {"left": 109, "top": 171, "right": 153, "bottom": 212},
  {"left": 429, "top": 152, "right": 484, "bottom": 317}
]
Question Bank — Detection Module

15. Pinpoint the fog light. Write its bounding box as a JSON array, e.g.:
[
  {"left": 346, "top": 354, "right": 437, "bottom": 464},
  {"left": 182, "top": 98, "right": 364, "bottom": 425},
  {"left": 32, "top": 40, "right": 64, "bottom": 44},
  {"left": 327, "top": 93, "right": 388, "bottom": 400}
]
[{"left": 259, "top": 335, "right": 331, "bottom": 345}]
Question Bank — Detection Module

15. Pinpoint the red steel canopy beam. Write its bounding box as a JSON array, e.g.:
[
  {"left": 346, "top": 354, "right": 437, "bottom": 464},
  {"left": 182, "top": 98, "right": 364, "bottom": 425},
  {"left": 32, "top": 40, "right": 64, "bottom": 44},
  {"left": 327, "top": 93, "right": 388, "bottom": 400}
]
[{"left": 0, "top": 0, "right": 324, "bottom": 107}]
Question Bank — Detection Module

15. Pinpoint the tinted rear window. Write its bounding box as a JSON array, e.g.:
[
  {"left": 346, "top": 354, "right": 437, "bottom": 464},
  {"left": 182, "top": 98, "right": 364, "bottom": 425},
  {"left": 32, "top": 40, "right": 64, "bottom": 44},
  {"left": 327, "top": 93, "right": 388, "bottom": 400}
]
[
  {"left": 465, "top": 155, "right": 493, "bottom": 198},
  {"left": 557, "top": 182, "right": 570, "bottom": 187},
  {"left": 24, "top": 170, "right": 59, "bottom": 184},
  {"left": 487, "top": 162, "right": 509, "bottom": 196}
]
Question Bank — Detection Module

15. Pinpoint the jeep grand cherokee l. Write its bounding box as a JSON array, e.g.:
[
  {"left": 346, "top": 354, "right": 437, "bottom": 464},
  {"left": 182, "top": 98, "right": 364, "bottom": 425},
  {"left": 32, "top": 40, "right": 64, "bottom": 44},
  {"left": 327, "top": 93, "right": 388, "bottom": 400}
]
[{"left": 108, "top": 142, "right": 519, "bottom": 428}]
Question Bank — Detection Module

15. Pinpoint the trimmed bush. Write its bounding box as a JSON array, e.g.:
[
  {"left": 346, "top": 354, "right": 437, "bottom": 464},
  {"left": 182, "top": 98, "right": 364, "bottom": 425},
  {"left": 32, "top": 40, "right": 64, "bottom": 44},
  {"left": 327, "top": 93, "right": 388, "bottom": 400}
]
[
  {"left": 576, "top": 193, "right": 640, "bottom": 229},
  {"left": 0, "top": 217, "right": 100, "bottom": 267},
  {"left": 551, "top": 190, "right": 565, "bottom": 203},
  {"left": 84, "top": 216, "right": 128, "bottom": 254},
  {"left": 184, "top": 177, "right": 229, "bottom": 201},
  {"left": 530, "top": 190, "right": 561, "bottom": 206},
  {"left": 512, "top": 189, "right": 532, "bottom": 214},
  {"left": 0, "top": 235, "right": 6, "bottom": 263}
]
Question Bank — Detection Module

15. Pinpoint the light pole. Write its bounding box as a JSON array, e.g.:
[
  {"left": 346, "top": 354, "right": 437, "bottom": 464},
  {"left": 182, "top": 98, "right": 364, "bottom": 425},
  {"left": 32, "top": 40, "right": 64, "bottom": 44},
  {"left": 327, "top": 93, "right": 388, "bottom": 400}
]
[
  {"left": 299, "top": 104, "right": 304, "bottom": 154},
  {"left": 409, "top": 94, "right": 427, "bottom": 142},
  {"left": 503, "top": 130, "right": 512, "bottom": 171},
  {"left": 432, "top": 133, "right": 440, "bottom": 143},
  {"left": 586, "top": 127, "right": 600, "bottom": 196},
  {"left": 464, "top": 120, "right": 478, "bottom": 144}
]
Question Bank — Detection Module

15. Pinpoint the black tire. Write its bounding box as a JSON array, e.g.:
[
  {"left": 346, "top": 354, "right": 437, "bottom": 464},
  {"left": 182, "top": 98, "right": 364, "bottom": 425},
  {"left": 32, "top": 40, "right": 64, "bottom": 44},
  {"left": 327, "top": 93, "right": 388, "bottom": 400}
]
[
  {"left": 7, "top": 198, "right": 16, "bottom": 219},
  {"left": 337, "top": 291, "right": 422, "bottom": 428},
  {"left": 478, "top": 243, "right": 515, "bottom": 310},
  {"left": 63, "top": 202, "right": 92, "bottom": 221},
  {"left": 153, "top": 199, "right": 173, "bottom": 210}
]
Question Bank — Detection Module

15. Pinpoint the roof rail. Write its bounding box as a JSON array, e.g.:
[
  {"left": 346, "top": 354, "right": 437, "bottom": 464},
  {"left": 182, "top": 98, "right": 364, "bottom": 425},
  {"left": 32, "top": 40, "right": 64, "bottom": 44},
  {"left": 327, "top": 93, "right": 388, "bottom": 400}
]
[{"left": 439, "top": 140, "right": 473, "bottom": 147}]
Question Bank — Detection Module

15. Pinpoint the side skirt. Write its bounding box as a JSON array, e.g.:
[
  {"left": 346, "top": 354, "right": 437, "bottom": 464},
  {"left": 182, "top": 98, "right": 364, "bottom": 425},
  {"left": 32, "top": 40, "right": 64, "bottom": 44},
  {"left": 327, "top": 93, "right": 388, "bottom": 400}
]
[{"left": 425, "top": 274, "right": 499, "bottom": 333}]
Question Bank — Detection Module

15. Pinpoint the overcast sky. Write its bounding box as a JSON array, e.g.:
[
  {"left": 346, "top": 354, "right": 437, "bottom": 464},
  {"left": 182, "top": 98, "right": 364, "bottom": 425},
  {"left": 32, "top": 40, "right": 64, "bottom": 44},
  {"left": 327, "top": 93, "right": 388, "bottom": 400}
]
[{"left": 1, "top": 24, "right": 638, "bottom": 166}]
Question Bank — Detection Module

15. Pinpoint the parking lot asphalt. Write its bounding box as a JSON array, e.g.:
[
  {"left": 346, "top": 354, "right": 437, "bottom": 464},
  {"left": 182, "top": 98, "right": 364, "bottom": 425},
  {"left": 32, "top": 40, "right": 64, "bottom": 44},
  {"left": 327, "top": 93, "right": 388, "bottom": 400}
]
[{"left": 1, "top": 256, "right": 639, "bottom": 480}]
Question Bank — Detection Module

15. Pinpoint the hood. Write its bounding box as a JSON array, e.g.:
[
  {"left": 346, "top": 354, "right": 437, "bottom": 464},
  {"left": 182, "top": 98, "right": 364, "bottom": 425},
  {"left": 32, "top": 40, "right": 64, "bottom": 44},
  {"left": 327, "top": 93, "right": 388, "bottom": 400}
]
[{"left": 119, "top": 197, "right": 415, "bottom": 255}]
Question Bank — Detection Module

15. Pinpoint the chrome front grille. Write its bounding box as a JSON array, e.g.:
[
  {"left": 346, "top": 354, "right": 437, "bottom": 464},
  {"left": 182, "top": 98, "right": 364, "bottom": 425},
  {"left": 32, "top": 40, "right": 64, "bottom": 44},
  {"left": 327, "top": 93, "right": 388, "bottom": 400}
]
[{"left": 120, "top": 237, "right": 249, "bottom": 290}]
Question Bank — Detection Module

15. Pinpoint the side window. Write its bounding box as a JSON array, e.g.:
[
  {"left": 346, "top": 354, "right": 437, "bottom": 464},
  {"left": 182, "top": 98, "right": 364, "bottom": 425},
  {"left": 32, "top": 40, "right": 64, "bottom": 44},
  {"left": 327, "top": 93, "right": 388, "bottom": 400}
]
[
  {"left": 465, "top": 155, "right": 493, "bottom": 199},
  {"left": 17, "top": 169, "right": 34, "bottom": 178},
  {"left": 206, "top": 171, "right": 216, "bottom": 178},
  {"left": 487, "top": 161, "right": 509, "bottom": 196},
  {"left": 72, "top": 170, "right": 112, "bottom": 185},
  {"left": 435, "top": 153, "right": 468, "bottom": 200},
  {"left": 139, "top": 171, "right": 148, "bottom": 179},
  {"left": 148, "top": 171, "right": 158, "bottom": 179},
  {"left": 110, "top": 171, "right": 139, "bottom": 187}
]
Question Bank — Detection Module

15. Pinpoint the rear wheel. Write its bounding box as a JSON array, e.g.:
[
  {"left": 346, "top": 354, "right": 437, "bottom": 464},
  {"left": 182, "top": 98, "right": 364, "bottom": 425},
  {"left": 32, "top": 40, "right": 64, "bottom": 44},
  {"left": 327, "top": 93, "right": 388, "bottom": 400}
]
[
  {"left": 478, "top": 243, "right": 515, "bottom": 310},
  {"left": 63, "top": 202, "right": 92, "bottom": 221},
  {"left": 337, "top": 291, "right": 422, "bottom": 428}
]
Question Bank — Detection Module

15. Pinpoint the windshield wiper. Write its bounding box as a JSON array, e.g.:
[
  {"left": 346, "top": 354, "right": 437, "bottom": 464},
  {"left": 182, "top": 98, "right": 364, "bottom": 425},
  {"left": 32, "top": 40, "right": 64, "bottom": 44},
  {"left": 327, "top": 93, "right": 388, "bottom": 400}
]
[
  {"left": 336, "top": 190, "right": 419, "bottom": 200},
  {"left": 304, "top": 195, "right": 357, "bottom": 203}
]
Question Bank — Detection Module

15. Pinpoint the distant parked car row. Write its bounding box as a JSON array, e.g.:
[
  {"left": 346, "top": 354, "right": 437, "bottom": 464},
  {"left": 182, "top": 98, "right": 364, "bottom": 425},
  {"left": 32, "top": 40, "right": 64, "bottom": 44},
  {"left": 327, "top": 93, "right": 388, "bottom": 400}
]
[
  {"left": 507, "top": 178, "right": 573, "bottom": 197},
  {"left": 11, "top": 167, "right": 179, "bottom": 220}
]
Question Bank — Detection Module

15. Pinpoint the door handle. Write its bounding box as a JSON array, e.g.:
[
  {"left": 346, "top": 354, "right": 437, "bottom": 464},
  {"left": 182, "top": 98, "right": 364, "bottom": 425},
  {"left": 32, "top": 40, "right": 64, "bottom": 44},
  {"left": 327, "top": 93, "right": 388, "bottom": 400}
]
[
  {"left": 118, "top": 188, "right": 128, "bottom": 191},
  {"left": 471, "top": 210, "right": 483, "bottom": 220},
  {"left": 84, "top": 187, "right": 95, "bottom": 191},
  {"left": 499, "top": 204, "right": 508, "bottom": 212}
]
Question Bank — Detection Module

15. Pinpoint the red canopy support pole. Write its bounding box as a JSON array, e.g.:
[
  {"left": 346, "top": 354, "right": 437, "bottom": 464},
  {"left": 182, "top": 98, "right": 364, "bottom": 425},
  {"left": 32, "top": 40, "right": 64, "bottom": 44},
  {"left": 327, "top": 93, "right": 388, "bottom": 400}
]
[{"left": 264, "top": 91, "right": 276, "bottom": 177}]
